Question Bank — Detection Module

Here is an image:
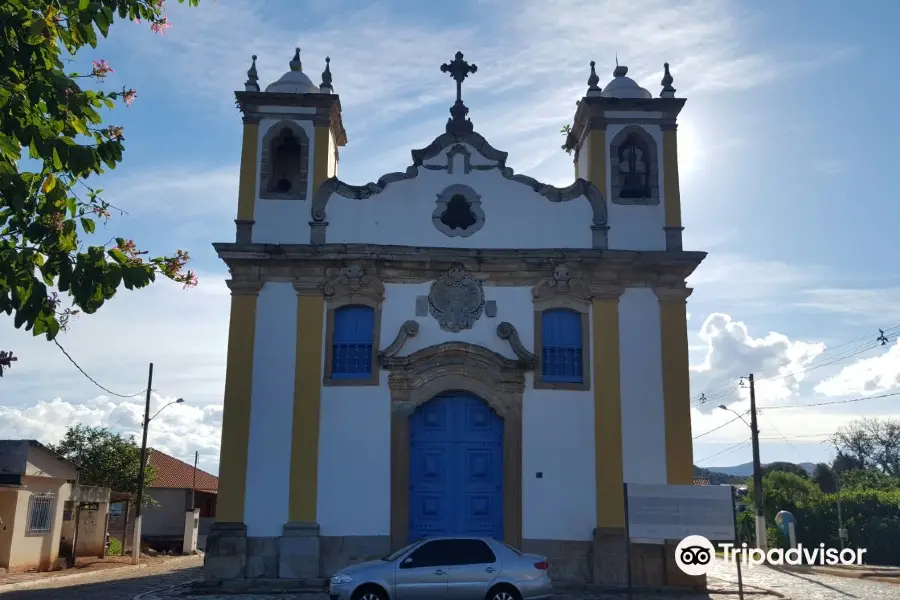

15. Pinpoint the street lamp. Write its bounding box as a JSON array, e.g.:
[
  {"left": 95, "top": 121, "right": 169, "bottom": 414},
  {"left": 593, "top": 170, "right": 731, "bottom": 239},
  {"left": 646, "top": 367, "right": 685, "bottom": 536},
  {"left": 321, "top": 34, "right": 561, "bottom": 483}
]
[
  {"left": 718, "top": 398, "right": 766, "bottom": 551},
  {"left": 132, "top": 362, "right": 185, "bottom": 564}
]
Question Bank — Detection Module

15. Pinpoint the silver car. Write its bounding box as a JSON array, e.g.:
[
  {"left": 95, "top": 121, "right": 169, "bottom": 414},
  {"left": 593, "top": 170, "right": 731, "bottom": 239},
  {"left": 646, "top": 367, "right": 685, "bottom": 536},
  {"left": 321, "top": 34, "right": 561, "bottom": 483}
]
[{"left": 328, "top": 536, "right": 553, "bottom": 600}]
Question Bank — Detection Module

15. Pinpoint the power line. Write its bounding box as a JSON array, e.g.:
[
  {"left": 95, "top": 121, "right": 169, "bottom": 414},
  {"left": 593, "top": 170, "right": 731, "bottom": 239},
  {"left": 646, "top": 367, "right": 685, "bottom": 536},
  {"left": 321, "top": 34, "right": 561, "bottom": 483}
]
[
  {"left": 693, "top": 411, "right": 749, "bottom": 440},
  {"left": 696, "top": 439, "right": 750, "bottom": 465},
  {"left": 763, "top": 391, "right": 900, "bottom": 410},
  {"left": 54, "top": 339, "right": 146, "bottom": 399},
  {"left": 759, "top": 411, "right": 806, "bottom": 460}
]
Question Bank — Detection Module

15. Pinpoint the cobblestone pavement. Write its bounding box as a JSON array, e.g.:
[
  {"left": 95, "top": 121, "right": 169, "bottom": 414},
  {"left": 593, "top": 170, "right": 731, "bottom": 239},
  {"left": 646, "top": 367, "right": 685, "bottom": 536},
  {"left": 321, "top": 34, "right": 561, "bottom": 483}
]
[
  {"left": 0, "top": 556, "right": 201, "bottom": 600},
  {"left": 8, "top": 554, "right": 896, "bottom": 600}
]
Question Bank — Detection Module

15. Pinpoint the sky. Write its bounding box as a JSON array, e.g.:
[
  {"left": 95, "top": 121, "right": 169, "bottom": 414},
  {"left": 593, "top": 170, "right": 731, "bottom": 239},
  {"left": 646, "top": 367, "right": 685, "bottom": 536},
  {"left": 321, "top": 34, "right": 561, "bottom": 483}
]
[{"left": 2, "top": 0, "right": 900, "bottom": 477}]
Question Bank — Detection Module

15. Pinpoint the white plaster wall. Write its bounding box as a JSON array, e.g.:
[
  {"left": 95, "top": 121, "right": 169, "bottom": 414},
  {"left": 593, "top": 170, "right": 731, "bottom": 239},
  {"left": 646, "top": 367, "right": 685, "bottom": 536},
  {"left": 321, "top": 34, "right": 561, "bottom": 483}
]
[
  {"left": 252, "top": 117, "right": 315, "bottom": 245},
  {"left": 522, "top": 389, "right": 596, "bottom": 540},
  {"left": 617, "top": 288, "right": 667, "bottom": 484},
  {"left": 315, "top": 282, "right": 597, "bottom": 541},
  {"left": 244, "top": 282, "right": 298, "bottom": 537},
  {"left": 605, "top": 123, "right": 666, "bottom": 251},
  {"left": 322, "top": 144, "right": 595, "bottom": 249}
]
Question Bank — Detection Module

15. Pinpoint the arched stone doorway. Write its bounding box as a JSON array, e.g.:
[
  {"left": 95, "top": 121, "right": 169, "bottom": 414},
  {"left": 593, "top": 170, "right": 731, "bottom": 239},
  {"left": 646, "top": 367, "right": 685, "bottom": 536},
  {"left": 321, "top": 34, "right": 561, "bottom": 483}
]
[
  {"left": 408, "top": 392, "right": 503, "bottom": 542},
  {"left": 384, "top": 341, "right": 528, "bottom": 550}
]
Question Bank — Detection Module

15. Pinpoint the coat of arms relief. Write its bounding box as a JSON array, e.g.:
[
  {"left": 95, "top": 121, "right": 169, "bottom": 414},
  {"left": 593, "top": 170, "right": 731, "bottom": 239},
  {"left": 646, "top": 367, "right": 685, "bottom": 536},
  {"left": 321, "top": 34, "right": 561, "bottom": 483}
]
[{"left": 428, "top": 263, "right": 485, "bottom": 332}]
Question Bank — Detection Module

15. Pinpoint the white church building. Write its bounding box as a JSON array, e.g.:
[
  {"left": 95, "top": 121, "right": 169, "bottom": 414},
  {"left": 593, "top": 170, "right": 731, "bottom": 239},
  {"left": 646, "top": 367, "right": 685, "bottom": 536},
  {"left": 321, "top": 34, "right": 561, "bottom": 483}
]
[{"left": 205, "top": 48, "right": 705, "bottom": 587}]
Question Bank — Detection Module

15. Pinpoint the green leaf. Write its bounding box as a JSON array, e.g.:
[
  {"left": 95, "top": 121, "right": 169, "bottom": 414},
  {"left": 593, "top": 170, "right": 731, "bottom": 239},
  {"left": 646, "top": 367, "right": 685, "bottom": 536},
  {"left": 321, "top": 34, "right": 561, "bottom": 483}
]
[
  {"left": 0, "top": 133, "right": 20, "bottom": 159},
  {"left": 52, "top": 147, "right": 63, "bottom": 170},
  {"left": 0, "top": 88, "right": 10, "bottom": 110},
  {"left": 25, "top": 19, "right": 47, "bottom": 44},
  {"left": 80, "top": 217, "right": 95, "bottom": 234},
  {"left": 108, "top": 248, "right": 128, "bottom": 264}
]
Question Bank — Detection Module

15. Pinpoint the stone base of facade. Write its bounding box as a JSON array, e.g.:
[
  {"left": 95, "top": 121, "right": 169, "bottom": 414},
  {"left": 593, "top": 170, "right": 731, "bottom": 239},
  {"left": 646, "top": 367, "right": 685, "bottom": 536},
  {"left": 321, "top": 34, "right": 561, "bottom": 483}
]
[
  {"left": 204, "top": 523, "right": 390, "bottom": 581},
  {"left": 203, "top": 523, "right": 704, "bottom": 590}
]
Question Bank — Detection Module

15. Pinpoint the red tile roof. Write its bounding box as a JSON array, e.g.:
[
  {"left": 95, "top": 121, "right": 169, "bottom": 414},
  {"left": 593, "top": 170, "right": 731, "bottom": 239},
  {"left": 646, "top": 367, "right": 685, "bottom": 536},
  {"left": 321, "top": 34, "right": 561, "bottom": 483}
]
[{"left": 147, "top": 448, "right": 218, "bottom": 492}]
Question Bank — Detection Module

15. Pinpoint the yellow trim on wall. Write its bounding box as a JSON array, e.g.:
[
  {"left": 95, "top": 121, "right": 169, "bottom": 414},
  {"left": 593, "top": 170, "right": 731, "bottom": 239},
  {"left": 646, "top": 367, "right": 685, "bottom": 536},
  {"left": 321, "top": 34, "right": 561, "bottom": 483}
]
[
  {"left": 592, "top": 295, "right": 624, "bottom": 528},
  {"left": 312, "top": 125, "right": 330, "bottom": 193},
  {"left": 288, "top": 293, "right": 325, "bottom": 523},
  {"left": 216, "top": 292, "right": 258, "bottom": 522},
  {"left": 587, "top": 130, "right": 607, "bottom": 196},
  {"left": 660, "top": 295, "right": 694, "bottom": 484},
  {"left": 236, "top": 123, "right": 260, "bottom": 221},
  {"left": 662, "top": 129, "right": 682, "bottom": 228}
]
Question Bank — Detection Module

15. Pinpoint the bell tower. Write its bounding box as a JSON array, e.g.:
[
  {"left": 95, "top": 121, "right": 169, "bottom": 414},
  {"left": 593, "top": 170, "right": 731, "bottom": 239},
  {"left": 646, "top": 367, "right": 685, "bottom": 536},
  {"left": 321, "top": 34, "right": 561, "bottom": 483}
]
[
  {"left": 567, "top": 61, "right": 685, "bottom": 252},
  {"left": 230, "top": 48, "right": 347, "bottom": 246}
]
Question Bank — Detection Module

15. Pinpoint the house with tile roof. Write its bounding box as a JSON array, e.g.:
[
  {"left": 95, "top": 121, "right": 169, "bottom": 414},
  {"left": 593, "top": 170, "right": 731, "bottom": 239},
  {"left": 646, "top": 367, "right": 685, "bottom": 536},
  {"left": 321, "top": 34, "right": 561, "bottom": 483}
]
[{"left": 135, "top": 449, "right": 217, "bottom": 552}]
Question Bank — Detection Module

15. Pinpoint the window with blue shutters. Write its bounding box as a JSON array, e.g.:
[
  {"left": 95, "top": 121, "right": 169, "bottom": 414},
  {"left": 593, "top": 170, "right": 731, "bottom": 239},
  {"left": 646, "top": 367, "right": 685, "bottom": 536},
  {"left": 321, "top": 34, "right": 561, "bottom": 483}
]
[
  {"left": 332, "top": 305, "right": 375, "bottom": 379},
  {"left": 541, "top": 309, "right": 583, "bottom": 383}
]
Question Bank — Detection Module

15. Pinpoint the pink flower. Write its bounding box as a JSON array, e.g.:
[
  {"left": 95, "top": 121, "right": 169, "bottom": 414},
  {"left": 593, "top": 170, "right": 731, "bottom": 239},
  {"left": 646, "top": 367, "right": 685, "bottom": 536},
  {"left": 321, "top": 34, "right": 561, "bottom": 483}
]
[
  {"left": 123, "top": 89, "right": 137, "bottom": 107},
  {"left": 91, "top": 59, "right": 114, "bottom": 79},
  {"left": 150, "top": 16, "right": 171, "bottom": 35}
]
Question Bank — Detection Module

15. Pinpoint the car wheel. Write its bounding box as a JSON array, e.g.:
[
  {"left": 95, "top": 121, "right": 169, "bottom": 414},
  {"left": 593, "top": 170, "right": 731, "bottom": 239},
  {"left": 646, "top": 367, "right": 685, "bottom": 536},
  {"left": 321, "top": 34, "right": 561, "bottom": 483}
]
[
  {"left": 486, "top": 584, "right": 521, "bottom": 600},
  {"left": 352, "top": 585, "right": 387, "bottom": 600}
]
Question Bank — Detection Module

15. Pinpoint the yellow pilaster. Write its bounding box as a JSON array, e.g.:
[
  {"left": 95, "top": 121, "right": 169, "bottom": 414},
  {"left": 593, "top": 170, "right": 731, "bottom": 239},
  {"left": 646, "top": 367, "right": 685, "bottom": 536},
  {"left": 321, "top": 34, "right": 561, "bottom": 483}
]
[
  {"left": 662, "top": 128, "right": 682, "bottom": 229},
  {"left": 312, "top": 124, "right": 331, "bottom": 193},
  {"left": 236, "top": 122, "right": 259, "bottom": 221},
  {"left": 217, "top": 286, "right": 259, "bottom": 523},
  {"left": 587, "top": 128, "right": 607, "bottom": 197},
  {"left": 592, "top": 288, "right": 624, "bottom": 529},
  {"left": 658, "top": 288, "right": 694, "bottom": 484},
  {"left": 217, "top": 118, "right": 261, "bottom": 524},
  {"left": 288, "top": 290, "right": 325, "bottom": 523}
]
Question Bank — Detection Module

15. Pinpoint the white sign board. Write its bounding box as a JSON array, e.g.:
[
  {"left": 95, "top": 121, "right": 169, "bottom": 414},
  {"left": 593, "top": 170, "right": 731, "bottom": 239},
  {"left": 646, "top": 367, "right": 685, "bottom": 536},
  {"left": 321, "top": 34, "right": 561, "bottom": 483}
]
[{"left": 625, "top": 483, "right": 736, "bottom": 542}]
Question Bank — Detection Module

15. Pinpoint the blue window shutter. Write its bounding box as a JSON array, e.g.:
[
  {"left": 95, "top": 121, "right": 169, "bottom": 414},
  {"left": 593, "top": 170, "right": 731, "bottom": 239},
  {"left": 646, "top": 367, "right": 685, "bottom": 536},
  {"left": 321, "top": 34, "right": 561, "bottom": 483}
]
[
  {"left": 541, "top": 309, "right": 583, "bottom": 383},
  {"left": 332, "top": 306, "right": 375, "bottom": 379}
]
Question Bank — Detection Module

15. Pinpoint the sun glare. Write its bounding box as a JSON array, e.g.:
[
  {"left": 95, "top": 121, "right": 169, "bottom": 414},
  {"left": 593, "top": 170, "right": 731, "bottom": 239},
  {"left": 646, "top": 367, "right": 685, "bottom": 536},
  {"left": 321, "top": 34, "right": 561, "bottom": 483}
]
[{"left": 677, "top": 120, "right": 700, "bottom": 177}]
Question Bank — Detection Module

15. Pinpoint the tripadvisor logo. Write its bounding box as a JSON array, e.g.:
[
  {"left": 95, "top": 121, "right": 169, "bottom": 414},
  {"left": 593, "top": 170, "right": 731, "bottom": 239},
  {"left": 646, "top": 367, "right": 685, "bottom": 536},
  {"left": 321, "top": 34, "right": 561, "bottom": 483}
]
[{"left": 675, "top": 535, "right": 867, "bottom": 576}]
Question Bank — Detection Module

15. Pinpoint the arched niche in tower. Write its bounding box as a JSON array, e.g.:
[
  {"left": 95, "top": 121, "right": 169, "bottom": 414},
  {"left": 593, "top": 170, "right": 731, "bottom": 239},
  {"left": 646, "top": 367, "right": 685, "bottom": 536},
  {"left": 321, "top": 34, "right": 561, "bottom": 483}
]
[
  {"left": 259, "top": 120, "right": 310, "bottom": 200},
  {"left": 609, "top": 125, "right": 660, "bottom": 205}
]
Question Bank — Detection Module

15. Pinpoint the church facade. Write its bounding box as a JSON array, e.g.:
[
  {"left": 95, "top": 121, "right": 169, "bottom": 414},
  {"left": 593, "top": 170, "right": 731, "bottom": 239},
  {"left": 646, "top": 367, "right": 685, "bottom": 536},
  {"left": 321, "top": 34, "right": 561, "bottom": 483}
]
[{"left": 205, "top": 48, "right": 705, "bottom": 587}]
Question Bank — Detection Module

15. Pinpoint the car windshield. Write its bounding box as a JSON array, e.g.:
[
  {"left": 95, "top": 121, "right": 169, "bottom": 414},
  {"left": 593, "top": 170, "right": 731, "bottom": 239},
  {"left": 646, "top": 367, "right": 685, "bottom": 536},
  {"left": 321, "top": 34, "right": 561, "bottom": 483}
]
[{"left": 382, "top": 541, "right": 422, "bottom": 561}]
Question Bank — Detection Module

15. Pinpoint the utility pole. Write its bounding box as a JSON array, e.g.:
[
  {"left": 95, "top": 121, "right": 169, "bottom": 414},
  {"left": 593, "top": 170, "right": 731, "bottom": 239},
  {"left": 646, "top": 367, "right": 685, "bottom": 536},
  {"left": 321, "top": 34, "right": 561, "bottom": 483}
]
[
  {"left": 747, "top": 374, "right": 767, "bottom": 551},
  {"left": 190, "top": 450, "right": 199, "bottom": 510},
  {"left": 132, "top": 363, "right": 153, "bottom": 565}
]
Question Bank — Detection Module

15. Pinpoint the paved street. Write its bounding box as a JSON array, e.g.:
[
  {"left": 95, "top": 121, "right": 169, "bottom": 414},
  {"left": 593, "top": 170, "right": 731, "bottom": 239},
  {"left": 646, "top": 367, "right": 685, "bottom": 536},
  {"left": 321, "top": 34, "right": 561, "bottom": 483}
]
[
  {"left": 1, "top": 554, "right": 896, "bottom": 600},
  {"left": 0, "top": 556, "right": 201, "bottom": 600}
]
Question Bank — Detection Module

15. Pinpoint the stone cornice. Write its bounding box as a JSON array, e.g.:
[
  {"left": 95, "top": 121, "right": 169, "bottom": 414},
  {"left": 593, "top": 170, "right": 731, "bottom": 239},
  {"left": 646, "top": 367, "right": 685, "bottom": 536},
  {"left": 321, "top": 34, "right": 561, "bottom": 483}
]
[
  {"left": 215, "top": 243, "right": 706, "bottom": 289},
  {"left": 654, "top": 287, "right": 693, "bottom": 302}
]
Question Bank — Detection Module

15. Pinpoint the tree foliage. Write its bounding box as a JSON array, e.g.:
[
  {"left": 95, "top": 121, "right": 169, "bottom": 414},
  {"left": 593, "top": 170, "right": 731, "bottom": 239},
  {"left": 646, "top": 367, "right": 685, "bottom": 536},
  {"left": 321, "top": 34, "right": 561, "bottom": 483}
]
[
  {"left": 0, "top": 0, "right": 199, "bottom": 374},
  {"left": 812, "top": 462, "right": 837, "bottom": 494},
  {"left": 837, "top": 467, "right": 900, "bottom": 492},
  {"left": 762, "top": 461, "right": 810, "bottom": 479},
  {"left": 747, "top": 471, "right": 822, "bottom": 524},
  {"left": 831, "top": 417, "right": 900, "bottom": 476},
  {"left": 48, "top": 423, "right": 155, "bottom": 497}
]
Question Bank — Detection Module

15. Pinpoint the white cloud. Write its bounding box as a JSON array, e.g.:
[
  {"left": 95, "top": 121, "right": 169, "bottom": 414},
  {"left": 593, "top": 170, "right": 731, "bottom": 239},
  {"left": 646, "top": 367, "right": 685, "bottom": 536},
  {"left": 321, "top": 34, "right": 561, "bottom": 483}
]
[
  {"left": 690, "top": 313, "right": 826, "bottom": 412},
  {"left": 815, "top": 339, "right": 900, "bottom": 398},
  {"left": 0, "top": 394, "right": 222, "bottom": 476},
  {"left": 796, "top": 287, "right": 900, "bottom": 323}
]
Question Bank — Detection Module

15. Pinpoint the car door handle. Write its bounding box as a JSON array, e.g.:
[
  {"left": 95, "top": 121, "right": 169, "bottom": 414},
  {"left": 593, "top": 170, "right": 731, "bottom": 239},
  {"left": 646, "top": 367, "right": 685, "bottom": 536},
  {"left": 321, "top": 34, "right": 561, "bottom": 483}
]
[
  {"left": 435, "top": 569, "right": 447, "bottom": 575},
  {"left": 484, "top": 567, "right": 496, "bottom": 573}
]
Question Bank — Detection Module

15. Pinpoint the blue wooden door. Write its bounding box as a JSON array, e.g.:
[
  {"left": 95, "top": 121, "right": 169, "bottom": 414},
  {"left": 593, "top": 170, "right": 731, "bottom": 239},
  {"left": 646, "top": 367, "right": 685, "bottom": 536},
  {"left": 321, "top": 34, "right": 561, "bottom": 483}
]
[{"left": 408, "top": 394, "right": 503, "bottom": 542}]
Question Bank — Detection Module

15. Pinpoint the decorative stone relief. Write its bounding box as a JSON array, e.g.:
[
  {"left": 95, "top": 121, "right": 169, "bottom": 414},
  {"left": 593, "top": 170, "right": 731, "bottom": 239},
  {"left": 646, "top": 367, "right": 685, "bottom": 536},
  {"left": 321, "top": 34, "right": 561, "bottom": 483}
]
[
  {"left": 379, "top": 320, "right": 420, "bottom": 359},
  {"left": 323, "top": 264, "right": 384, "bottom": 305},
  {"left": 497, "top": 322, "right": 536, "bottom": 368},
  {"left": 432, "top": 184, "right": 485, "bottom": 238},
  {"left": 428, "top": 263, "right": 485, "bottom": 332},
  {"left": 532, "top": 265, "right": 592, "bottom": 311}
]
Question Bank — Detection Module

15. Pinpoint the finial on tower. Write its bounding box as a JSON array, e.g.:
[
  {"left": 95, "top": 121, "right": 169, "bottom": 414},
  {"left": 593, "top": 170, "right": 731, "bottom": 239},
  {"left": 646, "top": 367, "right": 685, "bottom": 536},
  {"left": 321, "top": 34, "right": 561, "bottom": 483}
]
[
  {"left": 289, "top": 47, "right": 303, "bottom": 72},
  {"left": 440, "top": 51, "right": 478, "bottom": 135},
  {"left": 320, "top": 56, "right": 333, "bottom": 93},
  {"left": 244, "top": 54, "right": 259, "bottom": 92},
  {"left": 660, "top": 62, "right": 676, "bottom": 98},
  {"left": 587, "top": 60, "right": 601, "bottom": 94}
]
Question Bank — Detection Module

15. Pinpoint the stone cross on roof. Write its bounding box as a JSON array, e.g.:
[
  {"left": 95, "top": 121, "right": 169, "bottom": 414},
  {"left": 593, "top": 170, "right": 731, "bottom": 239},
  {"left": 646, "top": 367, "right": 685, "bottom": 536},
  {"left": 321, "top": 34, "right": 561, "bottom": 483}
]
[{"left": 440, "top": 51, "right": 478, "bottom": 135}]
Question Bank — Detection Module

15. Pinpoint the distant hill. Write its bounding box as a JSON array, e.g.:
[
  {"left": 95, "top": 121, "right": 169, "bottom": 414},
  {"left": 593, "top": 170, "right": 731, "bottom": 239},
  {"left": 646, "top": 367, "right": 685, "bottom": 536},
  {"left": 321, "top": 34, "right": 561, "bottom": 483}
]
[
  {"left": 705, "top": 461, "right": 816, "bottom": 477},
  {"left": 693, "top": 465, "right": 747, "bottom": 485}
]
